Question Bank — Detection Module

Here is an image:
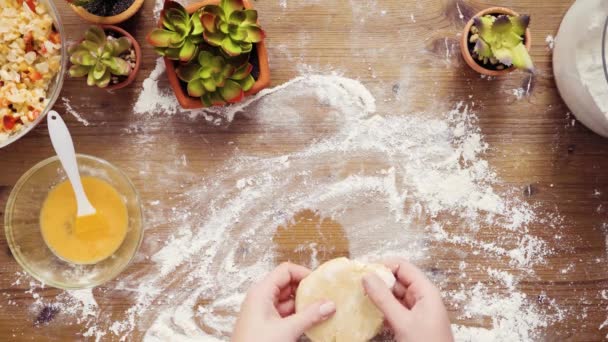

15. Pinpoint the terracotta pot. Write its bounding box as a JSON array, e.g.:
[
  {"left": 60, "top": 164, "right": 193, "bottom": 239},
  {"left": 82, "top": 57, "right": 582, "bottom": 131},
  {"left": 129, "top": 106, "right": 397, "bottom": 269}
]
[
  {"left": 70, "top": 0, "right": 144, "bottom": 25},
  {"left": 460, "top": 7, "right": 532, "bottom": 76},
  {"left": 161, "top": 0, "right": 271, "bottom": 109},
  {"left": 69, "top": 25, "right": 141, "bottom": 91}
]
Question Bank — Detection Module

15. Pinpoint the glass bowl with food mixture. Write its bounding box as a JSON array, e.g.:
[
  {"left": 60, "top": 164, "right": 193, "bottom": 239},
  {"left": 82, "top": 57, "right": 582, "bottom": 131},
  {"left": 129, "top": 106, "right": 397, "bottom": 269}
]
[
  {"left": 5, "top": 154, "right": 144, "bottom": 289},
  {"left": 0, "top": 0, "right": 67, "bottom": 148}
]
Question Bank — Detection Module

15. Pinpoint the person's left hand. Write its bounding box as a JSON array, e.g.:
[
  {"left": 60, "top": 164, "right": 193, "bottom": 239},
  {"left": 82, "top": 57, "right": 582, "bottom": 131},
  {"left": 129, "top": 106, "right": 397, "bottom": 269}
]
[{"left": 231, "top": 262, "right": 336, "bottom": 342}]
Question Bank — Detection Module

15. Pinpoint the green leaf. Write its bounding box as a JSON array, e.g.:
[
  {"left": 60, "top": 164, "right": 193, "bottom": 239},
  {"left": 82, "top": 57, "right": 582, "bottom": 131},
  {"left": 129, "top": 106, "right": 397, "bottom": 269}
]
[
  {"left": 219, "top": 79, "right": 244, "bottom": 103},
  {"left": 201, "top": 93, "right": 212, "bottom": 107},
  {"left": 201, "top": 13, "right": 217, "bottom": 33},
  {"left": 511, "top": 43, "right": 534, "bottom": 72},
  {"left": 474, "top": 15, "right": 495, "bottom": 44},
  {"left": 97, "top": 69, "right": 111, "bottom": 88},
  {"left": 177, "top": 63, "right": 201, "bottom": 82},
  {"left": 111, "top": 37, "right": 132, "bottom": 56},
  {"left": 103, "top": 57, "right": 131, "bottom": 76},
  {"left": 93, "top": 62, "right": 106, "bottom": 80},
  {"left": 70, "top": 50, "right": 97, "bottom": 66},
  {"left": 69, "top": 64, "right": 90, "bottom": 78},
  {"left": 202, "top": 5, "right": 224, "bottom": 21},
  {"left": 147, "top": 29, "right": 179, "bottom": 48},
  {"left": 473, "top": 38, "right": 492, "bottom": 59},
  {"left": 229, "top": 10, "right": 246, "bottom": 25},
  {"left": 221, "top": 37, "right": 242, "bottom": 56},
  {"left": 179, "top": 39, "right": 198, "bottom": 62},
  {"left": 208, "top": 91, "right": 226, "bottom": 106},
  {"left": 243, "top": 26, "right": 264, "bottom": 43},
  {"left": 203, "top": 31, "right": 225, "bottom": 46},
  {"left": 491, "top": 46, "right": 513, "bottom": 66},
  {"left": 221, "top": 0, "right": 244, "bottom": 18},
  {"left": 87, "top": 68, "right": 96, "bottom": 86},
  {"left": 80, "top": 40, "right": 102, "bottom": 54},
  {"left": 238, "top": 74, "right": 255, "bottom": 92},
  {"left": 239, "top": 41, "right": 253, "bottom": 54},
  {"left": 231, "top": 63, "right": 252, "bottom": 80},
  {"left": 202, "top": 77, "right": 217, "bottom": 92},
  {"left": 84, "top": 26, "right": 105, "bottom": 45},
  {"left": 164, "top": 47, "right": 181, "bottom": 60},
  {"left": 198, "top": 51, "right": 215, "bottom": 66},
  {"left": 187, "top": 79, "right": 206, "bottom": 97},
  {"left": 242, "top": 10, "right": 257, "bottom": 25},
  {"left": 230, "top": 26, "right": 248, "bottom": 41},
  {"left": 191, "top": 15, "right": 204, "bottom": 36},
  {"left": 510, "top": 15, "right": 530, "bottom": 36}
]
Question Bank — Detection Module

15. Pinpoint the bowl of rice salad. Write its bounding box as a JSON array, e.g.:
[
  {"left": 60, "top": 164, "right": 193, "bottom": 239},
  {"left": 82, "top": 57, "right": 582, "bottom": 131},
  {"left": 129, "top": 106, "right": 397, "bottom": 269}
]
[{"left": 0, "top": 0, "right": 66, "bottom": 148}]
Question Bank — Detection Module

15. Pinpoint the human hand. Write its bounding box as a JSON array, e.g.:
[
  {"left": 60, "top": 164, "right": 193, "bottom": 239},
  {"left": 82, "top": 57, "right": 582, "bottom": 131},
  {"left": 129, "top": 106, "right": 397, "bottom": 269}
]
[
  {"left": 231, "top": 262, "right": 336, "bottom": 342},
  {"left": 362, "top": 258, "right": 453, "bottom": 342}
]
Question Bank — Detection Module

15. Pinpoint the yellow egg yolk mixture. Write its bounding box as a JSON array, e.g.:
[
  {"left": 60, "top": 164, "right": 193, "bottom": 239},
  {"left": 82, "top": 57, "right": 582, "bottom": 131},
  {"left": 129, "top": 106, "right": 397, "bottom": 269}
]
[{"left": 40, "top": 177, "right": 128, "bottom": 264}]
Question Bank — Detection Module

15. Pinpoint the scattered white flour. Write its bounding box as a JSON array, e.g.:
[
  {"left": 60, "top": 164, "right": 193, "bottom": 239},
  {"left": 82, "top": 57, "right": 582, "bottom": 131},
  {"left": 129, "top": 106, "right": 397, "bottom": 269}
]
[
  {"left": 545, "top": 35, "right": 555, "bottom": 50},
  {"left": 512, "top": 88, "right": 526, "bottom": 100},
  {"left": 9, "top": 75, "right": 567, "bottom": 340},
  {"left": 279, "top": 0, "right": 287, "bottom": 9},
  {"left": 62, "top": 97, "right": 90, "bottom": 126},
  {"left": 133, "top": 58, "right": 180, "bottom": 115}
]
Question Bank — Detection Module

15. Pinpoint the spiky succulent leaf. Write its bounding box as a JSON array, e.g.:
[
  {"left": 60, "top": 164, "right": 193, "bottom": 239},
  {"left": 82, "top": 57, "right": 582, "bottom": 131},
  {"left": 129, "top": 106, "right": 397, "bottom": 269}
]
[
  {"left": 473, "top": 39, "right": 492, "bottom": 59},
  {"left": 471, "top": 14, "right": 534, "bottom": 72},
  {"left": 511, "top": 43, "right": 534, "bottom": 72}
]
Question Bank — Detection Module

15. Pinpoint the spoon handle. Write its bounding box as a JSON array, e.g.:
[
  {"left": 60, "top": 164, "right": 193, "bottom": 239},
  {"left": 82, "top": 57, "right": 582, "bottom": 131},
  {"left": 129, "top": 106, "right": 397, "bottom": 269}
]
[{"left": 47, "top": 111, "right": 96, "bottom": 217}]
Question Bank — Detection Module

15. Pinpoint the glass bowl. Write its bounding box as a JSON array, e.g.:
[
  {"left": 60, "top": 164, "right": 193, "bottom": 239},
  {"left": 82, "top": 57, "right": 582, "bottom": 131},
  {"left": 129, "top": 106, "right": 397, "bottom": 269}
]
[
  {"left": 4, "top": 155, "right": 143, "bottom": 289},
  {"left": 0, "top": 0, "right": 67, "bottom": 148}
]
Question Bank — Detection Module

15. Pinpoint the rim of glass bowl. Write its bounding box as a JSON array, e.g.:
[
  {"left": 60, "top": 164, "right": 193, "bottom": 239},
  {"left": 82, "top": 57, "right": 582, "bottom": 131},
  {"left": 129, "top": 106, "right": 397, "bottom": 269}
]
[
  {"left": 0, "top": 0, "right": 68, "bottom": 149},
  {"left": 602, "top": 15, "right": 608, "bottom": 88},
  {"left": 4, "top": 154, "right": 144, "bottom": 290}
]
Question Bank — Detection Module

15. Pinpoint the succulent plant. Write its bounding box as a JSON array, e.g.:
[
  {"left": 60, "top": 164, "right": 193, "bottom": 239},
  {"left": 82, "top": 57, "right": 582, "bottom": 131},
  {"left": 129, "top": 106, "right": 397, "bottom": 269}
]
[
  {"left": 176, "top": 50, "right": 255, "bottom": 107},
  {"left": 470, "top": 14, "right": 534, "bottom": 72},
  {"left": 200, "top": 0, "right": 265, "bottom": 56},
  {"left": 147, "top": 1, "right": 204, "bottom": 63},
  {"left": 68, "top": 26, "right": 132, "bottom": 88}
]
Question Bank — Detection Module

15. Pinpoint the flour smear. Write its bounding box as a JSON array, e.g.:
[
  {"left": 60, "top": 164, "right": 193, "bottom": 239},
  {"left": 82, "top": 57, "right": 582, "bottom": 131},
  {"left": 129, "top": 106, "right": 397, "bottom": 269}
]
[{"left": 8, "top": 71, "right": 569, "bottom": 341}]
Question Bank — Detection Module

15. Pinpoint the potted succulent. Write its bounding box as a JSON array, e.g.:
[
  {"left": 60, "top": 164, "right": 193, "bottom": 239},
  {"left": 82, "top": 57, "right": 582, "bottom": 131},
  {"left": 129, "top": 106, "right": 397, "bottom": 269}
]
[
  {"left": 147, "top": 0, "right": 270, "bottom": 109},
  {"left": 66, "top": 0, "right": 145, "bottom": 25},
  {"left": 460, "top": 7, "right": 534, "bottom": 76},
  {"left": 68, "top": 26, "right": 141, "bottom": 90}
]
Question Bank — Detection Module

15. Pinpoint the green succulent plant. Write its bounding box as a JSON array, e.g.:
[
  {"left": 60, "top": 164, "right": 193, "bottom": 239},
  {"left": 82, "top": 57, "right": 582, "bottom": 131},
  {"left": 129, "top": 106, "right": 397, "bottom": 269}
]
[
  {"left": 176, "top": 50, "right": 255, "bottom": 107},
  {"left": 147, "top": 1, "right": 204, "bottom": 63},
  {"left": 200, "top": 0, "right": 265, "bottom": 56},
  {"left": 470, "top": 14, "right": 534, "bottom": 72},
  {"left": 68, "top": 26, "right": 132, "bottom": 88}
]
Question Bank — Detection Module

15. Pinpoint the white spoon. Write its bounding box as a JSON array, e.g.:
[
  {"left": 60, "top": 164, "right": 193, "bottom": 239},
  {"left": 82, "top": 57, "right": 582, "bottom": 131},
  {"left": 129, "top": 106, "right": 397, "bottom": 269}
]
[{"left": 47, "top": 110, "right": 96, "bottom": 217}]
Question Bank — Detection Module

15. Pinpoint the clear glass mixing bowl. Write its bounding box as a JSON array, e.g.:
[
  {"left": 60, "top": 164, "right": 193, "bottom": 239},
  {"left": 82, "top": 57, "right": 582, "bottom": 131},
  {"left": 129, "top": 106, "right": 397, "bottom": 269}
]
[
  {"left": 0, "top": 0, "right": 67, "bottom": 148},
  {"left": 4, "top": 155, "right": 144, "bottom": 289}
]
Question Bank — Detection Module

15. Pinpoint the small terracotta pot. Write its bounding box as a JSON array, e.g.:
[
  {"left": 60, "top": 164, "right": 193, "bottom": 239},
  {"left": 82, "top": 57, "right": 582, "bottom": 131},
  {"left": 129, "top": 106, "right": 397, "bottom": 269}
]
[
  {"left": 460, "top": 7, "right": 532, "bottom": 76},
  {"left": 161, "top": 0, "right": 271, "bottom": 109},
  {"left": 69, "top": 25, "right": 141, "bottom": 91},
  {"left": 70, "top": 0, "right": 145, "bottom": 25}
]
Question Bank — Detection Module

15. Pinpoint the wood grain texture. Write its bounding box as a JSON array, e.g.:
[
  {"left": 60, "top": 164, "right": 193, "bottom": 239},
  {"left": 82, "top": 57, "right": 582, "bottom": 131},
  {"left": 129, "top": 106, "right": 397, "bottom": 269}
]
[{"left": 1, "top": 0, "right": 608, "bottom": 340}]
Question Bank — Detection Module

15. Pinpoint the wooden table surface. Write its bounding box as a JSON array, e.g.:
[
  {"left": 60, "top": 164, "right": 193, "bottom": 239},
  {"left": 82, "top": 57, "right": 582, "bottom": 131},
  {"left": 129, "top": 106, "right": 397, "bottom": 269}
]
[{"left": 2, "top": 0, "right": 608, "bottom": 340}]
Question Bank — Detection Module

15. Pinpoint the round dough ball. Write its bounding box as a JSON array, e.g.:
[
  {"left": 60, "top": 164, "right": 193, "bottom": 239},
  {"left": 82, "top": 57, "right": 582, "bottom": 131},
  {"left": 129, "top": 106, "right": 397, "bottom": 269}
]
[{"left": 295, "top": 257, "right": 396, "bottom": 342}]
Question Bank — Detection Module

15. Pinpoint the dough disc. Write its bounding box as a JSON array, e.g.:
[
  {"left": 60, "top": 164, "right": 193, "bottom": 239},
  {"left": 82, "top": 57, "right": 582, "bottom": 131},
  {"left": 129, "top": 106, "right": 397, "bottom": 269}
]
[{"left": 295, "top": 257, "right": 396, "bottom": 342}]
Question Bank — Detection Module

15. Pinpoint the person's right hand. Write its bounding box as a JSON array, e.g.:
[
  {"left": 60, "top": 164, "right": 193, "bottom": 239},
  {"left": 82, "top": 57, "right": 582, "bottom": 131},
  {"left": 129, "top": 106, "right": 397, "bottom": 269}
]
[{"left": 362, "top": 258, "right": 454, "bottom": 342}]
